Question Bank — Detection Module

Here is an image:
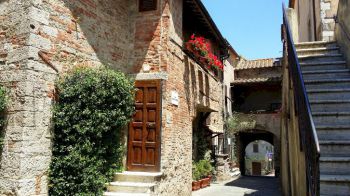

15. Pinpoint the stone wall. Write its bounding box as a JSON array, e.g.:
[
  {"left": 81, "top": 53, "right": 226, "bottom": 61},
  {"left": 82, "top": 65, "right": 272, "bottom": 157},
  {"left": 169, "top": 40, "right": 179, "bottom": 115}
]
[
  {"left": 0, "top": 1, "right": 58, "bottom": 195},
  {"left": 0, "top": 0, "right": 136, "bottom": 195},
  {"left": 335, "top": 0, "right": 350, "bottom": 64},
  {"left": 233, "top": 113, "right": 281, "bottom": 177},
  {"left": 320, "top": 0, "right": 339, "bottom": 41},
  {"left": 0, "top": 0, "right": 226, "bottom": 195}
]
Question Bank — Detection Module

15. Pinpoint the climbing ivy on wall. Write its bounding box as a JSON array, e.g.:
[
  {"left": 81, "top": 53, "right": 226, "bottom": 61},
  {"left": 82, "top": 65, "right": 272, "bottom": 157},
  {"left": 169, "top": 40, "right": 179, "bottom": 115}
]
[
  {"left": 49, "top": 67, "right": 135, "bottom": 196},
  {"left": 0, "top": 86, "right": 6, "bottom": 153}
]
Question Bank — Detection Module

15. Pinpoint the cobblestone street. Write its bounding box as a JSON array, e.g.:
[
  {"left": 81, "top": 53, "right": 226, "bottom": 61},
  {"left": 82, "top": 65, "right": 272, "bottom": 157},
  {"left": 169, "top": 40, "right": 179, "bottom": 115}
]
[{"left": 193, "top": 176, "right": 282, "bottom": 196}]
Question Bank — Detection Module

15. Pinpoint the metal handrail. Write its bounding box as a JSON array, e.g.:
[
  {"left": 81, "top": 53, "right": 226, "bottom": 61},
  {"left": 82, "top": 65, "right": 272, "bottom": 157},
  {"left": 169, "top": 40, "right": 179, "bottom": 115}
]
[
  {"left": 334, "top": 15, "right": 350, "bottom": 43},
  {"left": 282, "top": 3, "right": 320, "bottom": 196}
]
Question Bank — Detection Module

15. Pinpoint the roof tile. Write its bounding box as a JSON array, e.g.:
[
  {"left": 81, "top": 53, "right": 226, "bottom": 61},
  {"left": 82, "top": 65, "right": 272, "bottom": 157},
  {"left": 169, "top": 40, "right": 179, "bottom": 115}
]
[{"left": 235, "top": 58, "right": 282, "bottom": 70}]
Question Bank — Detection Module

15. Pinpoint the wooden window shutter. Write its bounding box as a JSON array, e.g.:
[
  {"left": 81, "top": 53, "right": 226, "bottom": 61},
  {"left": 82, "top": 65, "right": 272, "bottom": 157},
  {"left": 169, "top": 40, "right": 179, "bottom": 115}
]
[{"left": 139, "top": 0, "right": 157, "bottom": 12}]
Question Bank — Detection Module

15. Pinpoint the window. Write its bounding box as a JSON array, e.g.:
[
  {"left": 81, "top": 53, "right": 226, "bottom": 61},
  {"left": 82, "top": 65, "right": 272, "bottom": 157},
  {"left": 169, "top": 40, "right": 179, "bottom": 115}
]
[
  {"left": 253, "top": 144, "right": 259, "bottom": 153},
  {"left": 198, "top": 70, "right": 203, "bottom": 93},
  {"left": 139, "top": 0, "right": 157, "bottom": 12}
]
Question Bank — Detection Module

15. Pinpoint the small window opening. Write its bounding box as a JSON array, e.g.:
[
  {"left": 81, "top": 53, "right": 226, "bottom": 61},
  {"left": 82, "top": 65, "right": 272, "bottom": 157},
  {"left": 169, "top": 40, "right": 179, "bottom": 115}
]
[
  {"left": 139, "top": 0, "right": 157, "bottom": 12},
  {"left": 253, "top": 144, "right": 259, "bottom": 153}
]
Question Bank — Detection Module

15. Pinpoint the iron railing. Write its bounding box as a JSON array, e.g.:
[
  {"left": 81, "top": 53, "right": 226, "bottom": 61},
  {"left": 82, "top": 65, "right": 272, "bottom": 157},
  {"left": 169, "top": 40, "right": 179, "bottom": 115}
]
[
  {"left": 282, "top": 4, "right": 320, "bottom": 196},
  {"left": 334, "top": 15, "right": 350, "bottom": 43}
]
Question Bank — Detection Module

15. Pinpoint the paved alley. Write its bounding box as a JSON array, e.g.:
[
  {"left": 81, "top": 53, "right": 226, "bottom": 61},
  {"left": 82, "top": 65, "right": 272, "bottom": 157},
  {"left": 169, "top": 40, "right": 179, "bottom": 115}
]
[{"left": 192, "top": 176, "right": 282, "bottom": 196}]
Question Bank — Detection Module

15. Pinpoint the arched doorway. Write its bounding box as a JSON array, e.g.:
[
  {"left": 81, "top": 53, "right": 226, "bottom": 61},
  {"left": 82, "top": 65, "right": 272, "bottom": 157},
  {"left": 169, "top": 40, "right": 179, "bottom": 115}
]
[
  {"left": 235, "top": 129, "right": 280, "bottom": 177},
  {"left": 245, "top": 140, "right": 274, "bottom": 176}
]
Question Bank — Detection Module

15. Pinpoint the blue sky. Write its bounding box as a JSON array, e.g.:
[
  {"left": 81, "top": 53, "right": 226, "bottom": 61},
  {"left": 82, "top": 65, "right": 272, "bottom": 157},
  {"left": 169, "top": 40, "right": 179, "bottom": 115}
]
[{"left": 202, "top": 0, "right": 289, "bottom": 59}]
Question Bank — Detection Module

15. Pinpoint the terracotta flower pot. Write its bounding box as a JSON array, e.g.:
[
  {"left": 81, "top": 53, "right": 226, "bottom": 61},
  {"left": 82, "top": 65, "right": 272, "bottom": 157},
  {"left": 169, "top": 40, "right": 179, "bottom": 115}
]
[
  {"left": 192, "top": 181, "right": 201, "bottom": 191},
  {"left": 200, "top": 178, "right": 210, "bottom": 188},
  {"left": 208, "top": 175, "right": 212, "bottom": 185}
]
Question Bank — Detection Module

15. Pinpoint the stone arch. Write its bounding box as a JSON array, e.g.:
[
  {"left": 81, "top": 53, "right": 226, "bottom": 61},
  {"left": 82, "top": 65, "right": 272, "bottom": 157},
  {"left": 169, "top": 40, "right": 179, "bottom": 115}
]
[{"left": 235, "top": 129, "right": 280, "bottom": 177}]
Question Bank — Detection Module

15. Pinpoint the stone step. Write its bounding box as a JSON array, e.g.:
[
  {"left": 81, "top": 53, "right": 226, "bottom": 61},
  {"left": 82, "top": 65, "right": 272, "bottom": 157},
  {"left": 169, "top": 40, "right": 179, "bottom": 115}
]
[
  {"left": 295, "top": 41, "right": 338, "bottom": 49},
  {"left": 317, "top": 124, "right": 350, "bottom": 140},
  {"left": 310, "top": 99, "right": 350, "bottom": 112},
  {"left": 320, "top": 156, "right": 350, "bottom": 175},
  {"left": 319, "top": 140, "right": 350, "bottom": 157},
  {"left": 107, "top": 182, "right": 156, "bottom": 193},
  {"left": 113, "top": 172, "right": 162, "bottom": 183},
  {"left": 307, "top": 88, "right": 350, "bottom": 100},
  {"left": 300, "top": 61, "right": 347, "bottom": 71},
  {"left": 302, "top": 69, "right": 350, "bottom": 80},
  {"left": 320, "top": 174, "right": 350, "bottom": 195},
  {"left": 298, "top": 54, "right": 344, "bottom": 64},
  {"left": 305, "top": 78, "right": 350, "bottom": 89},
  {"left": 104, "top": 192, "right": 150, "bottom": 196},
  {"left": 296, "top": 47, "right": 340, "bottom": 56},
  {"left": 312, "top": 112, "right": 350, "bottom": 125}
]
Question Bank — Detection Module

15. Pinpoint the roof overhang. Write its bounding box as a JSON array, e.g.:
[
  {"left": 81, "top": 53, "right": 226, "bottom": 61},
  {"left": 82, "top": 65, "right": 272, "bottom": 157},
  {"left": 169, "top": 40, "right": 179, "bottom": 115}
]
[
  {"left": 197, "top": 104, "right": 218, "bottom": 113},
  {"left": 231, "top": 77, "right": 282, "bottom": 86},
  {"left": 206, "top": 125, "right": 223, "bottom": 134}
]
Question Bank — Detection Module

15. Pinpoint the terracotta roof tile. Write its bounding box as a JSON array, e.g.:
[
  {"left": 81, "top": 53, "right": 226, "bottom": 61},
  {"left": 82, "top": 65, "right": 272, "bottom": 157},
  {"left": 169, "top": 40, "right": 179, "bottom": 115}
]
[
  {"left": 232, "top": 77, "right": 282, "bottom": 85},
  {"left": 235, "top": 58, "right": 282, "bottom": 70}
]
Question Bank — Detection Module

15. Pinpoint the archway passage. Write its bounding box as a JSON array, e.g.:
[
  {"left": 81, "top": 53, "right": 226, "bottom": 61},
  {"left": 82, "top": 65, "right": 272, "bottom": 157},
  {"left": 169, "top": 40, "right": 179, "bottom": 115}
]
[
  {"left": 245, "top": 140, "right": 275, "bottom": 177},
  {"left": 235, "top": 130, "right": 279, "bottom": 177}
]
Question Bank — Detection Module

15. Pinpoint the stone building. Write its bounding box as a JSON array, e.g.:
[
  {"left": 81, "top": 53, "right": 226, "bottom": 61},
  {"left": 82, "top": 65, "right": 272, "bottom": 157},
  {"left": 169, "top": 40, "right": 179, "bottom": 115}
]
[
  {"left": 244, "top": 140, "right": 274, "bottom": 176},
  {"left": 0, "top": 0, "right": 233, "bottom": 195},
  {"left": 288, "top": 0, "right": 339, "bottom": 42},
  {"left": 282, "top": 1, "right": 350, "bottom": 195},
  {"left": 230, "top": 58, "right": 282, "bottom": 177}
]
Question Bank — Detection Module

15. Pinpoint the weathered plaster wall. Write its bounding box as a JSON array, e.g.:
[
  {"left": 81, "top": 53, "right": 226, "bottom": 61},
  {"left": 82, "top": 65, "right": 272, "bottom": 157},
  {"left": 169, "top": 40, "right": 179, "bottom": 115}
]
[
  {"left": 290, "top": 0, "right": 338, "bottom": 42},
  {"left": 292, "top": 0, "right": 318, "bottom": 42},
  {"left": 280, "top": 41, "right": 308, "bottom": 196},
  {"left": 223, "top": 51, "right": 236, "bottom": 117},
  {"left": 335, "top": 0, "right": 350, "bottom": 64}
]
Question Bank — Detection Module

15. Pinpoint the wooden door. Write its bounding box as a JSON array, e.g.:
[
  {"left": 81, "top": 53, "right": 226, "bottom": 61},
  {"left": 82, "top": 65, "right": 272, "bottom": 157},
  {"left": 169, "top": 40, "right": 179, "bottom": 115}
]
[
  {"left": 252, "top": 162, "right": 262, "bottom": 176},
  {"left": 127, "top": 80, "right": 161, "bottom": 172}
]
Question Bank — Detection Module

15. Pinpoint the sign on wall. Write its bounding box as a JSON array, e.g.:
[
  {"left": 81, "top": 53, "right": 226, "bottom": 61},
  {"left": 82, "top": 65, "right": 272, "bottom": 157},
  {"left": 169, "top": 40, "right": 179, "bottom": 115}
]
[{"left": 171, "top": 91, "right": 179, "bottom": 106}]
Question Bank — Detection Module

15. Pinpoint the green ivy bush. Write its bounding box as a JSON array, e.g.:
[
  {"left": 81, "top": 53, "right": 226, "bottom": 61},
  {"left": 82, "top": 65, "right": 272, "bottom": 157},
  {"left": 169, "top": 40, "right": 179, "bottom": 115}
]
[
  {"left": 0, "top": 86, "right": 6, "bottom": 153},
  {"left": 49, "top": 67, "right": 135, "bottom": 196}
]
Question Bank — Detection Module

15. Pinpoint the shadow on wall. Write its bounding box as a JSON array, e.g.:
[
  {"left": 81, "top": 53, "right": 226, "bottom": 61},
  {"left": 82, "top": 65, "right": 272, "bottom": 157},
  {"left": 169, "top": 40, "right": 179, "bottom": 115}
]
[{"left": 48, "top": 0, "right": 168, "bottom": 74}]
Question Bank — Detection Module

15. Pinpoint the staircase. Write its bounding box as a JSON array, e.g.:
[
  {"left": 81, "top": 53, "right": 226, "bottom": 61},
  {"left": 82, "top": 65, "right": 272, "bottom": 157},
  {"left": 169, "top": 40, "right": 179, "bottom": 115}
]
[
  {"left": 104, "top": 171, "right": 162, "bottom": 196},
  {"left": 296, "top": 41, "right": 350, "bottom": 195}
]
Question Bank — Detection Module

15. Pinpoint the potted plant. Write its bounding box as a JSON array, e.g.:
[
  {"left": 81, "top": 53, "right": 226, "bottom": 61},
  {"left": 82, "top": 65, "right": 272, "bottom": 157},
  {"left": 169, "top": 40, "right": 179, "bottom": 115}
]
[
  {"left": 185, "top": 34, "right": 224, "bottom": 72},
  {"left": 197, "top": 159, "right": 213, "bottom": 188},
  {"left": 192, "top": 162, "right": 201, "bottom": 191}
]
